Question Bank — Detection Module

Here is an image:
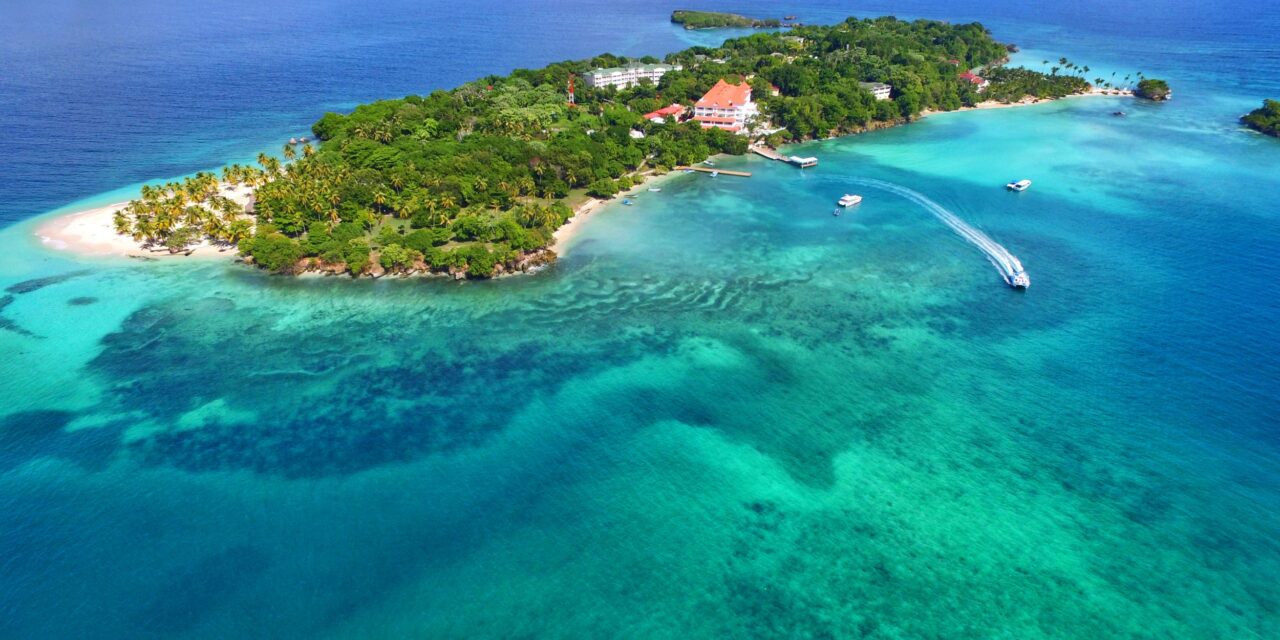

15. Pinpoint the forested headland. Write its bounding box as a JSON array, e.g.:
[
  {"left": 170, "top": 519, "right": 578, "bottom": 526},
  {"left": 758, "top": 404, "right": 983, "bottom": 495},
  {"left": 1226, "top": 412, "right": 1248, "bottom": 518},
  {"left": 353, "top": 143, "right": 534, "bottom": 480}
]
[
  {"left": 671, "top": 10, "right": 781, "bottom": 29},
  {"left": 112, "top": 17, "right": 1101, "bottom": 278},
  {"left": 1136, "top": 78, "right": 1172, "bottom": 101},
  {"left": 1241, "top": 99, "right": 1280, "bottom": 137}
]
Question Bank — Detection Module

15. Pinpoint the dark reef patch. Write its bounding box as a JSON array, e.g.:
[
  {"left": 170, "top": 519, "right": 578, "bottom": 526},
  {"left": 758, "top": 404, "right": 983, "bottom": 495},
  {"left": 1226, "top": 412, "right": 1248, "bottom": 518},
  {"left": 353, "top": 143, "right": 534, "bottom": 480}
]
[
  {"left": 0, "top": 410, "right": 122, "bottom": 472},
  {"left": 92, "top": 295, "right": 667, "bottom": 477},
  {"left": 5, "top": 269, "right": 91, "bottom": 295},
  {"left": 67, "top": 296, "right": 98, "bottom": 306}
]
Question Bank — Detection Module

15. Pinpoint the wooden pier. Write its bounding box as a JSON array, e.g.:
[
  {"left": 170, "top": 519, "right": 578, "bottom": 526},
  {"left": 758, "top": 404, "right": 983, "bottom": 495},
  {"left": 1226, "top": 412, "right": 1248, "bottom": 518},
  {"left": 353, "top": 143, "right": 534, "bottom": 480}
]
[
  {"left": 677, "top": 166, "right": 752, "bottom": 177},
  {"left": 751, "top": 145, "right": 818, "bottom": 168},
  {"left": 751, "top": 146, "right": 786, "bottom": 161}
]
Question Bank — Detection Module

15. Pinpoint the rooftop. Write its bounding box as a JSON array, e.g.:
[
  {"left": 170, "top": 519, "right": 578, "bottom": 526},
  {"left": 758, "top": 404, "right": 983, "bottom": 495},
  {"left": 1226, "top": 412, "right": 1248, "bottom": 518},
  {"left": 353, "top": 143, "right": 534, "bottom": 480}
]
[
  {"left": 585, "top": 63, "right": 679, "bottom": 76},
  {"left": 643, "top": 104, "right": 686, "bottom": 120},
  {"left": 696, "top": 79, "right": 752, "bottom": 109}
]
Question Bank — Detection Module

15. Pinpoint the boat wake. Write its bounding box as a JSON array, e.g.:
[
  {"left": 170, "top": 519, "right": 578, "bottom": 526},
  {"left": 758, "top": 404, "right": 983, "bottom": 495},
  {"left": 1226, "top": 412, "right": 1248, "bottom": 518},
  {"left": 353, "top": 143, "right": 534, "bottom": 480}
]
[{"left": 852, "top": 179, "right": 1029, "bottom": 288}]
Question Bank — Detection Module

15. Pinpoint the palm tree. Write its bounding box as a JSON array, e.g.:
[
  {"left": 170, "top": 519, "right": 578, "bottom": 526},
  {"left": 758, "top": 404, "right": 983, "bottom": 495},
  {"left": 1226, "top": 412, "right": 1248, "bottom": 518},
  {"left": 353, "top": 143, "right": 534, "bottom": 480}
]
[
  {"left": 282, "top": 144, "right": 297, "bottom": 161},
  {"left": 1050, "top": 66, "right": 1060, "bottom": 76},
  {"left": 112, "top": 211, "right": 132, "bottom": 236},
  {"left": 227, "top": 219, "right": 253, "bottom": 246}
]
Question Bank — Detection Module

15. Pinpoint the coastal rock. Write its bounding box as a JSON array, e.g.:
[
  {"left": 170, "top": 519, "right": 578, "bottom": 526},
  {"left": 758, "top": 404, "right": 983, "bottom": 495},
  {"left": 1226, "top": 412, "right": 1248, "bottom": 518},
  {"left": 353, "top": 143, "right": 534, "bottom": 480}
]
[{"left": 1135, "top": 79, "right": 1172, "bottom": 101}]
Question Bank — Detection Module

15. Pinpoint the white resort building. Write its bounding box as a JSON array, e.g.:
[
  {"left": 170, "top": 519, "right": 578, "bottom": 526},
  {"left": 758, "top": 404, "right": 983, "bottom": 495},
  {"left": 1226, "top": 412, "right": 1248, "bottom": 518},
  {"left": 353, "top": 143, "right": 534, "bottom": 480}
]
[
  {"left": 859, "top": 82, "right": 893, "bottom": 101},
  {"left": 582, "top": 63, "right": 682, "bottom": 89},
  {"left": 692, "top": 79, "right": 758, "bottom": 134}
]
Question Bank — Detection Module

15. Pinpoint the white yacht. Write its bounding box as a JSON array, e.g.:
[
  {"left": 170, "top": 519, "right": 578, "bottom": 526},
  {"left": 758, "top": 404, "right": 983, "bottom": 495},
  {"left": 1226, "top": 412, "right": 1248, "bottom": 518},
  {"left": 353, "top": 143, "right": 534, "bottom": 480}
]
[
  {"left": 1008, "top": 270, "right": 1031, "bottom": 289},
  {"left": 838, "top": 194, "right": 863, "bottom": 207},
  {"left": 1006, "top": 179, "right": 1032, "bottom": 192}
]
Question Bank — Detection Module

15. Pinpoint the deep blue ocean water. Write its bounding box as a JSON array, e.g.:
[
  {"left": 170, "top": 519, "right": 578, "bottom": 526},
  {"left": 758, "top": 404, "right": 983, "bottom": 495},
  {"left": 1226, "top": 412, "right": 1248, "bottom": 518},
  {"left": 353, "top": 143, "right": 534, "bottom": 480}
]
[{"left": 1, "top": 1, "right": 1279, "bottom": 638}]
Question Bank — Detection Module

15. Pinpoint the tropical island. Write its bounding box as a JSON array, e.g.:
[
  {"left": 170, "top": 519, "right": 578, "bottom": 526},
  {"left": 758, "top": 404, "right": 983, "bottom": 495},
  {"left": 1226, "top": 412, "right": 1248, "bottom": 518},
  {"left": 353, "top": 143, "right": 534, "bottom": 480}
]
[
  {"left": 1135, "top": 78, "right": 1172, "bottom": 101},
  {"left": 1241, "top": 99, "right": 1280, "bottom": 137},
  {"left": 671, "top": 10, "right": 782, "bottom": 30},
  {"left": 96, "top": 16, "right": 1134, "bottom": 278}
]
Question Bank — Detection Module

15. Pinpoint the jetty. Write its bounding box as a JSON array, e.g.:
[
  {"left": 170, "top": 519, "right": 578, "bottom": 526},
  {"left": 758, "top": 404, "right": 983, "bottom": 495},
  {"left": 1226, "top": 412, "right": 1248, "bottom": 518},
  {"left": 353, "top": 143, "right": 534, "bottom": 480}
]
[
  {"left": 677, "top": 166, "right": 752, "bottom": 177},
  {"left": 751, "top": 146, "right": 818, "bottom": 168}
]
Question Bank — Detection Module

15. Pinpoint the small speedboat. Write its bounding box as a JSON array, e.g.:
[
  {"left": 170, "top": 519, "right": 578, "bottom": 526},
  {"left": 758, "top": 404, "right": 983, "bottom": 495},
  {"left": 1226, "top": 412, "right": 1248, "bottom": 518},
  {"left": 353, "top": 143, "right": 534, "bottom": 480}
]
[
  {"left": 710, "top": 171, "right": 719, "bottom": 178},
  {"left": 1006, "top": 179, "right": 1032, "bottom": 192},
  {"left": 1112, "top": 111, "right": 1126, "bottom": 117},
  {"left": 837, "top": 194, "right": 863, "bottom": 207},
  {"left": 648, "top": 187, "right": 661, "bottom": 192},
  {"left": 621, "top": 199, "right": 634, "bottom": 206},
  {"left": 704, "top": 160, "right": 716, "bottom": 166},
  {"left": 832, "top": 208, "right": 842, "bottom": 217},
  {"left": 682, "top": 168, "right": 694, "bottom": 174}
]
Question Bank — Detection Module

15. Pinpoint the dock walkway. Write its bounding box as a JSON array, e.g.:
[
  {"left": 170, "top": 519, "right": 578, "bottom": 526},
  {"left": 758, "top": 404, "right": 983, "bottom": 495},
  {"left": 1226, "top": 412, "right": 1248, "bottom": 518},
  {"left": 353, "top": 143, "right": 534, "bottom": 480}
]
[
  {"left": 677, "top": 166, "right": 752, "bottom": 177},
  {"left": 750, "top": 146, "right": 818, "bottom": 168}
]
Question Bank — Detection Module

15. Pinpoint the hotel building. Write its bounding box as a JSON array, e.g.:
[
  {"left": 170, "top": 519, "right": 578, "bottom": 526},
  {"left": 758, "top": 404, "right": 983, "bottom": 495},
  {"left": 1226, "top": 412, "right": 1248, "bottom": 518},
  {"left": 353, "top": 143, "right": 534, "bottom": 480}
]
[
  {"left": 692, "top": 79, "right": 757, "bottom": 133},
  {"left": 582, "top": 63, "right": 682, "bottom": 89}
]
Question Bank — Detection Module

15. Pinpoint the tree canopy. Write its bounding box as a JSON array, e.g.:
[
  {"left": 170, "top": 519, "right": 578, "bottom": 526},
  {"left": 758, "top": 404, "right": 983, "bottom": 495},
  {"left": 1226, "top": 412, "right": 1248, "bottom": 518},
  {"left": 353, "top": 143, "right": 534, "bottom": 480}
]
[
  {"left": 1136, "top": 78, "right": 1172, "bottom": 101},
  {"left": 1241, "top": 99, "right": 1280, "bottom": 137}
]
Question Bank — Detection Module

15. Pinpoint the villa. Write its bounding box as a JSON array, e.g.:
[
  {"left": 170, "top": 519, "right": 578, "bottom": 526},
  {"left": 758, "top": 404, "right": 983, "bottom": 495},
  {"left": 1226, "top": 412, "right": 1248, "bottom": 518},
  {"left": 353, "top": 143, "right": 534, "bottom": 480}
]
[
  {"left": 692, "top": 79, "right": 757, "bottom": 134},
  {"left": 643, "top": 103, "right": 687, "bottom": 123},
  {"left": 582, "top": 63, "right": 682, "bottom": 89},
  {"left": 959, "top": 71, "right": 990, "bottom": 92},
  {"left": 859, "top": 82, "right": 893, "bottom": 101}
]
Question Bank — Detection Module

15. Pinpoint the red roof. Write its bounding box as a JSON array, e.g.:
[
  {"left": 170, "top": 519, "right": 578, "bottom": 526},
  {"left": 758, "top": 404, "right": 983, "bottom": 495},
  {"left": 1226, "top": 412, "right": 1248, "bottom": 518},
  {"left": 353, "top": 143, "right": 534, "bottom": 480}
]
[
  {"left": 643, "top": 103, "right": 686, "bottom": 120},
  {"left": 947, "top": 59, "right": 961, "bottom": 65},
  {"left": 696, "top": 79, "right": 752, "bottom": 109},
  {"left": 959, "top": 72, "right": 985, "bottom": 84}
]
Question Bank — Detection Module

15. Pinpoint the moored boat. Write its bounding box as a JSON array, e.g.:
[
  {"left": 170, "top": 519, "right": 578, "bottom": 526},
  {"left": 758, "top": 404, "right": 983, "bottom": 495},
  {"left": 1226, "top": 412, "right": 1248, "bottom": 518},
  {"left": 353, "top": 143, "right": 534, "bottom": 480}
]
[
  {"left": 837, "top": 194, "right": 863, "bottom": 207},
  {"left": 1006, "top": 179, "right": 1032, "bottom": 192}
]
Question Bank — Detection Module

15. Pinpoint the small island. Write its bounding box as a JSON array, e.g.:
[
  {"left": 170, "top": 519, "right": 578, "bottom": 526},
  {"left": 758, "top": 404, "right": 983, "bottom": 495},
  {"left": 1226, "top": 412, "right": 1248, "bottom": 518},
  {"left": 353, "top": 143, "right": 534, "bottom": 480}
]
[
  {"left": 98, "top": 16, "right": 1136, "bottom": 279},
  {"left": 671, "top": 10, "right": 781, "bottom": 30},
  {"left": 1135, "top": 78, "right": 1172, "bottom": 101},
  {"left": 1241, "top": 99, "right": 1280, "bottom": 137}
]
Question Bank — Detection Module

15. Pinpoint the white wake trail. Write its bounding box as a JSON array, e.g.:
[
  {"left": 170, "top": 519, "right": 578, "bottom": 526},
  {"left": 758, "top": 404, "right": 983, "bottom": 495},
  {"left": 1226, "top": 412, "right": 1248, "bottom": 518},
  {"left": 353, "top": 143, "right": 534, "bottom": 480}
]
[{"left": 852, "top": 179, "right": 1028, "bottom": 288}]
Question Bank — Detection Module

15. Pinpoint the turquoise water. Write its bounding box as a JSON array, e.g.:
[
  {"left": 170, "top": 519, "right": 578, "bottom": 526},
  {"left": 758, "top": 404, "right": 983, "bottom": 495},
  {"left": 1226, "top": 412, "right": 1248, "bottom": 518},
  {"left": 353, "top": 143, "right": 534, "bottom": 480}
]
[{"left": 3, "top": 1, "right": 1280, "bottom": 638}]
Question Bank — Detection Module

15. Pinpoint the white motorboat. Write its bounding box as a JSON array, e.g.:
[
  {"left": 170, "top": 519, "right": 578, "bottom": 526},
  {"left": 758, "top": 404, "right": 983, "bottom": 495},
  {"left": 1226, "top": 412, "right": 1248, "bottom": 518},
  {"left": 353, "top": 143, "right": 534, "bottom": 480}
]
[
  {"left": 837, "top": 194, "right": 863, "bottom": 207},
  {"left": 1006, "top": 179, "right": 1032, "bottom": 192}
]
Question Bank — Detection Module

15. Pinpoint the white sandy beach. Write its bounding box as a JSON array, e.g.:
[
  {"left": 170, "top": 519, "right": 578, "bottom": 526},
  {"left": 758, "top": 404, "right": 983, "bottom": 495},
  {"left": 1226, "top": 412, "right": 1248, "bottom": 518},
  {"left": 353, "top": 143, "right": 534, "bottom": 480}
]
[
  {"left": 35, "top": 184, "right": 254, "bottom": 260},
  {"left": 550, "top": 170, "right": 679, "bottom": 256},
  {"left": 921, "top": 87, "right": 1134, "bottom": 117}
]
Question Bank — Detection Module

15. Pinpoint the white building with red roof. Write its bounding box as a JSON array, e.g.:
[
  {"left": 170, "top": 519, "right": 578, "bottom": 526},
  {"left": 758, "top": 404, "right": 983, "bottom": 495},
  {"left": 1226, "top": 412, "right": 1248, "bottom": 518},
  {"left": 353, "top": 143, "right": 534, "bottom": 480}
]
[
  {"left": 692, "top": 80, "right": 758, "bottom": 134},
  {"left": 959, "top": 71, "right": 990, "bottom": 92},
  {"left": 643, "top": 103, "right": 687, "bottom": 123}
]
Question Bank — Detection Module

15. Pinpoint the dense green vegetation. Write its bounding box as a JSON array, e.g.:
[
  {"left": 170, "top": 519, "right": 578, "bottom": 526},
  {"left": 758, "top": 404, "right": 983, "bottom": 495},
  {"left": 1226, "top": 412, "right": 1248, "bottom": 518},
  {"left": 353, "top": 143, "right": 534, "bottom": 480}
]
[
  {"left": 671, "top": 10, "right": 780, "bottom": 29},
  {"left": 983, "top": 67, "right": 1089, "bottom": 102},
  {"left": 1241, "top": 99, "right": 1280, "bottom": 137},
  {"left": 1136, "top": 78, "right": 1172, "bottom": 101},
  {"left": 116, "top": 16, "right": 1093, "bottom": 278}
]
